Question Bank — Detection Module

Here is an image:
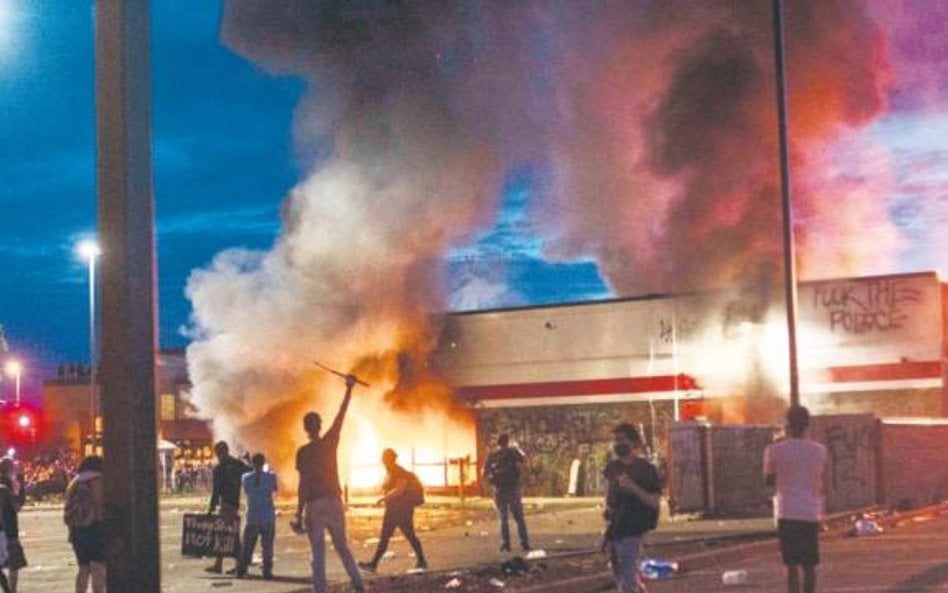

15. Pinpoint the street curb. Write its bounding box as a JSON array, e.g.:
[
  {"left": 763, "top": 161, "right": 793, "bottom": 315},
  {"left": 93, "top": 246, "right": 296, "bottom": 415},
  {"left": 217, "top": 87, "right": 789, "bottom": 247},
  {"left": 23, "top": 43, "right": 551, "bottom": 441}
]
[{"left": 513, "top": 502, "right": 948, "bottom": 593}]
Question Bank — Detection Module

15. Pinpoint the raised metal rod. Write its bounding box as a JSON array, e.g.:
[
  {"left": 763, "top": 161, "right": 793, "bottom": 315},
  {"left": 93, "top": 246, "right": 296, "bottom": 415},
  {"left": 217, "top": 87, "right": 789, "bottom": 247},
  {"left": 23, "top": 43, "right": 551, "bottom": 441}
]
[{"left": 313, "top": 360, "right": 371, "bottom": 387}]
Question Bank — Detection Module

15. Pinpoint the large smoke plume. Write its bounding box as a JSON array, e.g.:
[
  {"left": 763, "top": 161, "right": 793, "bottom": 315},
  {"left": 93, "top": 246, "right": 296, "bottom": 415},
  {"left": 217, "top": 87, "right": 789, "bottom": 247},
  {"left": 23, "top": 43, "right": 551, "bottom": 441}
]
[{"left": 186, "top": 0, "right": 898, "bottom": 470}]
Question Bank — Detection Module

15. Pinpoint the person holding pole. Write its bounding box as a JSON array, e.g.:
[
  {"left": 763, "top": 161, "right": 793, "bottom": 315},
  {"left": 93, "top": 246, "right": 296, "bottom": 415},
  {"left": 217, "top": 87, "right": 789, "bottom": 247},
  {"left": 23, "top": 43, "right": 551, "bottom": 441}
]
[{"left": 294, "top": 373, "right": 364, "bottom": 593}]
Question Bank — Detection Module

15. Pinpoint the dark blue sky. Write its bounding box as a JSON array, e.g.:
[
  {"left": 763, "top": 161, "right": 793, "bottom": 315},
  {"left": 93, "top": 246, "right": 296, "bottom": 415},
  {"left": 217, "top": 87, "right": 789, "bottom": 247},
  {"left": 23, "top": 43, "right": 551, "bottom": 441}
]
[
  {"left": 0, "top": 1, "right": 610, "bottom": 399},
  {"left": 2, "top": 1, "right": 946, "bottom": 402}
]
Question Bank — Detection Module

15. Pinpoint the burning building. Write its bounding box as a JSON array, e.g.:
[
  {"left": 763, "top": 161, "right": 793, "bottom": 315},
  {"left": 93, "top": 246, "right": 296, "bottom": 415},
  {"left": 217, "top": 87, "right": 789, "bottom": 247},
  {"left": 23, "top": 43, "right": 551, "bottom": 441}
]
[
  {"left": 433, "top": 271, "right": 948, "bottom": 496},
  {"left": 183, "top": 1, "right": 941, "bottom": 497}
]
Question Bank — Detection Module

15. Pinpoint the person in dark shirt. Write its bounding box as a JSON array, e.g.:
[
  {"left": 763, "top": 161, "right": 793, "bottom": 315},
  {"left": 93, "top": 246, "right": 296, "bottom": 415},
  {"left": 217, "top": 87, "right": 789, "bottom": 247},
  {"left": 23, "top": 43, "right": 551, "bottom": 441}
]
[
  {"left": 0, "top": 457, "right": 26, "bottom": 593},
  {"left": 603, "top": 423, "right": 661, "bottom": 593},
  {"left": 294, "top": 374, "right": 364, "bottom": 593},
  {"left": 206, "top": 441, "right": 250, "bottom": 574},
  {"left": 358, "top": 448, "right": 427, "bottom": 573},
  {"left": 483, "top": 434, "right": 531, "bottom": 552}
]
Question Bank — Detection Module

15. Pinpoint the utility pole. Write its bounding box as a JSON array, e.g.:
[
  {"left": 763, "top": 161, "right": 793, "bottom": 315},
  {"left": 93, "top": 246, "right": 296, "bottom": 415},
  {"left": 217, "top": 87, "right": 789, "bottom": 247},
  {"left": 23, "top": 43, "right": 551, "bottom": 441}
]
[
  {"left": 95, "top": 1, "right": 161, "bottom": 591},
  {"left": 772, "top": 0, "right": 802, "bottom": 407}
]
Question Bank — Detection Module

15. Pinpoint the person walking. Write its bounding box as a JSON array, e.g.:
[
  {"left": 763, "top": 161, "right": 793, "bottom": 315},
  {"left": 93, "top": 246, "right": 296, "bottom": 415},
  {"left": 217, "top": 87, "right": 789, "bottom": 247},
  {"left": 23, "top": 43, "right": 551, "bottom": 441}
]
[
  {"left": 294, "top": 374, "right": 364, "bottom": 593},
  {"left": 0, "top": 458, "right": 26, "bottom": 592},
  {"left": 358, "top": 448, "right": 427, "bottom": 573},
  {"left": 236, "top": 453, "right": 277, "bottom": 580},
  {"left": 206, "top": 441, "right": 251, "bottom": 574},
  {"left": 64, "top": 455, "right": 106, "bottom": 593},
  {"left": 764, "top": 405, "right": 827, "bottom": 593},
  {"left": 603, "top": 423, "right": 661, "bottom": 593},
  {"left": 483, "top": 434, "right": 531, "bottom": 552}
]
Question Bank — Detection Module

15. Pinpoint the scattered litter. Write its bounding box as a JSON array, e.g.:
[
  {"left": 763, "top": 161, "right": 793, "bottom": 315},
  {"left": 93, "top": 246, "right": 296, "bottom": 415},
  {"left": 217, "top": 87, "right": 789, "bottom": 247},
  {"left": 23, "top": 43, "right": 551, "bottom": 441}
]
[
  {"left": 406, "top": 568, "right": 426, "bottom": 574},
  {"left": 912, "top": 515, "right": 934, "bottom": 523},
  {"left": 525, "top": 549, "right": 547, "bottom": 560},
  {"left": 447, "top": 571, "right": 462, "bottom": 577},
  {"left": 489, "top": 577, "right": 506, "bottom": 588},
  {"left": 639, "top": 558, "right": 679, "bottom": 580},
  {"left": 383, "top": 551, "right": 396, "bottom": 559},
  {"left": 480, "top": 530, "right": 489, "bottom": 537},
  {"left": 365, "top": 537, "right": 380, "bottom": 544},
  {"left": 722, "top": 569, "right": 748, "bottom": 585},
  {"left": 444, "top": 577, "right": 462, "bottom": 589},
  {"left": 852, "top": 518, "right": 883, "bottom": 536}
]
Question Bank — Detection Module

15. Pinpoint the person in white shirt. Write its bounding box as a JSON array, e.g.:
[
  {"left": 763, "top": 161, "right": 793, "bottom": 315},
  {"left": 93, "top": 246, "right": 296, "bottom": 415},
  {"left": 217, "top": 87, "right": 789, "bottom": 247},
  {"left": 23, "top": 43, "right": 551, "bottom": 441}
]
[{"left": 764, "top": 405, "right": 827, "bottom": 593}]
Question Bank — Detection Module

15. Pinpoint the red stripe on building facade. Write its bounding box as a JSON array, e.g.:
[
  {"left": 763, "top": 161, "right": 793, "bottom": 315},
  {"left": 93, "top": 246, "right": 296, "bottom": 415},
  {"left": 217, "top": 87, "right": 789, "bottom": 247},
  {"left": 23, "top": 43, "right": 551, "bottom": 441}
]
[
  {"left": 456, "top": 361, "right": 943, "bottom": 401},
  {"left": 826, "top": 361, "right": 942, "bottom": 383},
  {"left": 456, "top": 374, "right": 700, "bottom": 401}
]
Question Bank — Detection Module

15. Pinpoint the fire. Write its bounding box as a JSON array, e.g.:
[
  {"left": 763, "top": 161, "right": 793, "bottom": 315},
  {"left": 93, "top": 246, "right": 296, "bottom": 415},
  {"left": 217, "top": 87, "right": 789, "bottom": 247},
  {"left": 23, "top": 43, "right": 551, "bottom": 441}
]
[{"left": 342, "top": 406, "right": 477, "bottom": 492}]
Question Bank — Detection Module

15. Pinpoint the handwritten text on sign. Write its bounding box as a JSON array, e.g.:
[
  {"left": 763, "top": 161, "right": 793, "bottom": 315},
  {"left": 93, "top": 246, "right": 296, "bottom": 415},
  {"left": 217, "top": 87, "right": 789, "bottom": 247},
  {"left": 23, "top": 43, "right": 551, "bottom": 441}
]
[{"left": 181, "top": 513, "right": 240, "bottom": 557}]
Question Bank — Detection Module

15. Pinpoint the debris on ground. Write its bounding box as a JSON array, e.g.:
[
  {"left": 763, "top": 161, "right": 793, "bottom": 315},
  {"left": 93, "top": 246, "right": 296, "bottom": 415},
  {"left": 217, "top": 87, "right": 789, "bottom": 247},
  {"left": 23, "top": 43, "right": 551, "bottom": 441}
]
[{"left": 639, "top": 557, "right": 679, "bottom": 580}]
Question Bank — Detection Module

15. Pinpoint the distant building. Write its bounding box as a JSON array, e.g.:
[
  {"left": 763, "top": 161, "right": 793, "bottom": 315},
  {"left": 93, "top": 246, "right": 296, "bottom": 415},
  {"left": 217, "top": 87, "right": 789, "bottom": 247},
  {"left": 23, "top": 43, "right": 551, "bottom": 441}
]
[
  {"left": 42, "top": 349, "right": 212, "bottom": 458},
  {"left": 434, "top": 271, "right": 948, "bottom": 496}
]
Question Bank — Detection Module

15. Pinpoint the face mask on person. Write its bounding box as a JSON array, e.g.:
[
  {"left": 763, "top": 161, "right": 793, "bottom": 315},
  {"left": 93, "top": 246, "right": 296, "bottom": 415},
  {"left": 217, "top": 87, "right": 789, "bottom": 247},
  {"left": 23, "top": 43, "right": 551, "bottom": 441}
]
[{"left": 613, "top": 443, "right": 631, "bottom": 458}]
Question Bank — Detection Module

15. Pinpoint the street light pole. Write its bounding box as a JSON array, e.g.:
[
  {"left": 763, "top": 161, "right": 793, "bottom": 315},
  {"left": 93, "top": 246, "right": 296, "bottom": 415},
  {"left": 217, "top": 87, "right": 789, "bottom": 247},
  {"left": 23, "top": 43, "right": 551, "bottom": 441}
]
[
  {"left": 771, "top": 0, "right": 801, "bottom": 407},
  {"left": 79, "top": 240, "right": 101, "bottom": 451},
  {"left": 4, "top": 360, "right": 21, "bottom": 407}
]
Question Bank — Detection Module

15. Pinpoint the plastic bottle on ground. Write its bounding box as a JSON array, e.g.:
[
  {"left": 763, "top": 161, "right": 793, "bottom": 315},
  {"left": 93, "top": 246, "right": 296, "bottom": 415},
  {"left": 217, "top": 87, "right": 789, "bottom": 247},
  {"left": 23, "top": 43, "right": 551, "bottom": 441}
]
[{"left": 722, "top": 569, "right": 748, "bottom": 585}]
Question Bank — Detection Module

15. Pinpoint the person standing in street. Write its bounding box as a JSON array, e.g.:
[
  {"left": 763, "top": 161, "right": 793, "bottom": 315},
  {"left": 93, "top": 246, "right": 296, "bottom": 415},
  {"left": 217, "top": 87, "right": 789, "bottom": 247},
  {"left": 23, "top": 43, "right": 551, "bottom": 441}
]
[
  {"left": 64, "top": 455, "right": 106, "bottom": 593},
  {"left": 764, "top": 405, "right": 827, "bottom": 593},
  {"left": 236, "top": 453, "right": 277, "bottom": 580},
  {"left": 294, "top": 374, "right": 364, "bottom": 593},
  {"left": 0, "top": 458, "right": 26, "bottom": 592},
  {"left": 483, "top": 434, "right": 531, "bottom": 552},
  {"left": 206, "top": 441, "right": 251, "bottom": 575},
  {"left": 603, "top": 423, "right": 661, "bottom": 593},
  {"left": 358, "top": 448, "right": 428, "bottom": 573}
]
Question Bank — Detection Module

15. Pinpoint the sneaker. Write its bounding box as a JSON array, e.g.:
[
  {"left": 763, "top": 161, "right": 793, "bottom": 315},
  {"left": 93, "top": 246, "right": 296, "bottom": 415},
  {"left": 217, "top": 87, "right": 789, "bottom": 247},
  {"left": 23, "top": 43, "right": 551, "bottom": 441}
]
[
  {"left": 415, "top": 560, "right": 429, "bottom": 570},
  {"left": 357, "top": 561, "right": 378, "bottom": 574},
  {"left": 262, "top": 570, "right": 274, "bottom": 581},
  {"left": 204, "top": 565, "right": 223, "bottom": 574}
]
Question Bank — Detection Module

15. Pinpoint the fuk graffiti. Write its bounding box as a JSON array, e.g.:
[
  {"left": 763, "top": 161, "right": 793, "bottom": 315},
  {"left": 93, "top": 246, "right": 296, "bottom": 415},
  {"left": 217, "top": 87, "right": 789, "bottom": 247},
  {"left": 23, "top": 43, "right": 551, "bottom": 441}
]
[{"left": 813, "top": 280, "right": 921, "bottom": 335}]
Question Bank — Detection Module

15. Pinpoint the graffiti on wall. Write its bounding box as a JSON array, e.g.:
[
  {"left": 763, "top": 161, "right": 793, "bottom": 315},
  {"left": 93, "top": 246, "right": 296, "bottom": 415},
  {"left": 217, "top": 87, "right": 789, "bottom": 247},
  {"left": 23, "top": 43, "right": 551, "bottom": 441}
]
[
  {"left": 824, "top": 422, "right": 875, "bottom": 493},
  {"left": 658, "top": 316, "right": 699, "bottom": 344},
  {"left": 478, "top": 402, "right": 675, "bottom": 496},
  {"left": 812, "top": 279, "right": 921, "bottom": 335}
]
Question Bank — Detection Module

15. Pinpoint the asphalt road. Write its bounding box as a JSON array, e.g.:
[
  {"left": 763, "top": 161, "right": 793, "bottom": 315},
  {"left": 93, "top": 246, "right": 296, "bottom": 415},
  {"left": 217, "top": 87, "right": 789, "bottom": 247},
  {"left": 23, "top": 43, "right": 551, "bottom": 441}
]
[
  {"left": 10, "top": 496, "right": 774, "bottom": 593},
  {"left": 644, "top": 512, "right": 948, "bottom": 593}
]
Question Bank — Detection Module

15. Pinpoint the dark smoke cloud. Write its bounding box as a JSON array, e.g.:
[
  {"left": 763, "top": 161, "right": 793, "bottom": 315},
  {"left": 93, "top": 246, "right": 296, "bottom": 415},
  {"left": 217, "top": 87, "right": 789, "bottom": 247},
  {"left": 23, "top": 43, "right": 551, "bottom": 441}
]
[{"left": 187, "top": 1, "right": 897, "bottom": 456}]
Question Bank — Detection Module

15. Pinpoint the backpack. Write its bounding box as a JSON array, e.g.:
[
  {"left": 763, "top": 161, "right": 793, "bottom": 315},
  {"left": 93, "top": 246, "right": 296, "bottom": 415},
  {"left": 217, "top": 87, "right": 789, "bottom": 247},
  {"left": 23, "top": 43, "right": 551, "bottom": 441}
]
[
  {"left": 64, "top": 478, "right": 97, "bottom": 528},
  {"left": 404, "top": 471, "right": 425, "bottom": 507},
  {"left": 486, "top": 449, "right": 521, "bottom": 490}
]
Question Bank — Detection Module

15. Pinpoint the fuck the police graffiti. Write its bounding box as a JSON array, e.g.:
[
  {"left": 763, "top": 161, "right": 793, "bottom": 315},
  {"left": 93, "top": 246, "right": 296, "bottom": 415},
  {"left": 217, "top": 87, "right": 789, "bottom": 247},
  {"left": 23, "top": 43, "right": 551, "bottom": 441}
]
[{"left": 812, "top": 279, "right": 921, "bottom": 335}]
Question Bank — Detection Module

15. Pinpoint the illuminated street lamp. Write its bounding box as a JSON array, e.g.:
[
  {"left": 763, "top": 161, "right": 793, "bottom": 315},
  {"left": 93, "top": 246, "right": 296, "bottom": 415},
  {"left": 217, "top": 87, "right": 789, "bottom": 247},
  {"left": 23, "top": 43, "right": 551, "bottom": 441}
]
[
  {"left": 4, "top": 359, "right": 21, "bottom": 407},
  {"left": 77, "top": 239, "right": 101, "bottom": 450}
]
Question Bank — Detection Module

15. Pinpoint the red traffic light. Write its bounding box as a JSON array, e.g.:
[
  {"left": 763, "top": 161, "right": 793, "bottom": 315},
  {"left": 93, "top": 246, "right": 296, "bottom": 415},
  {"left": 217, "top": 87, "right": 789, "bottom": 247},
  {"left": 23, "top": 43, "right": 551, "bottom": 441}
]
[{"left": 17, "top": 414, "right": 31, "bottom": 428}]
